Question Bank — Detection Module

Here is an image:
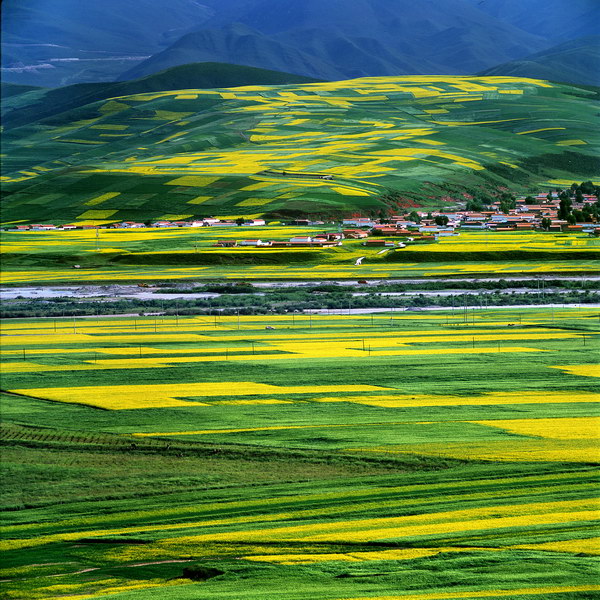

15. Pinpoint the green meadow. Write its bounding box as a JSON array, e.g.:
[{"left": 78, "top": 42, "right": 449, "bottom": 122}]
[
  {"left": 2, "top": 76, "right": 599, "bottom": 224},
  {"left": 2, "top": 228, "right": 599, "bottom": 284},
  {"left": 1, "top": 307, "right": 599, "bottom": 599}
]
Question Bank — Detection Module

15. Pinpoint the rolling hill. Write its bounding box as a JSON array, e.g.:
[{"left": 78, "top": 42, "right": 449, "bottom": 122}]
[
  {"left": 1, "top": 63, "right": 321, "bottom": 130},
  {"left": 479, "top": 36, "right": 600, "bottom": 87},
  {"left": 1, "top": 75, "right": 598, "bottom": 224}
]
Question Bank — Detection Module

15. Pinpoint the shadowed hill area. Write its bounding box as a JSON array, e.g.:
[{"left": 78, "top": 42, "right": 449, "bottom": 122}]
[
  {"left": 1, "top": 62, "right": 321, "bottom": 130},
  {"left": 465, "top": 0, "right": 600, "bottom": 42},
  {"left": 0, "top": 82, "right": 43, "bottom": 98},
  {"left": 0, "top": 0, "right": 215, "bottom": 87},
  {"left": 3, "top": 0, "right": 579, "bottom": 87},
  {"left": 122, "top": 0, "right": 550, "bottom": 82},
  {"left": 119, "top": 25, "right": 346, "bottom": 82},
  {"left": 1, "top": 75, "right": 598, "bottom": 224},
  {"left": 478, "top": 36, "right": 600, "bottom": 87}
]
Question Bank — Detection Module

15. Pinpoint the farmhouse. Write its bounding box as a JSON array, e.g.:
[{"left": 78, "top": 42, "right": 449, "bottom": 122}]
[
  {"left": 343, "top": 217, "right": 375, "bottom": 227},
  {"left": 343, "top": 229, "right": 369, "bottom": 239},
  {"left": 242, "top": 219, "right": 266, "bottom": 226},
  {"left": 239, "top": 239, "right": 270, "bottom": 246}
]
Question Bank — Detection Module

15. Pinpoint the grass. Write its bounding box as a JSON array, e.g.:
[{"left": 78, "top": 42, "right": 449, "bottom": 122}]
[
  {"left": 1, "top": 307, "right": 599, "bottom": 598},
  {"left": 1, "top": 228, "right": 599, "bottom": 284},
  {"left": 1, "top": 76, "right": 599, "bottom": 225}
]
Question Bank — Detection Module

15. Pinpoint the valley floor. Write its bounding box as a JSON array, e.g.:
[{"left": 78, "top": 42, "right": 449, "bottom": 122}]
[{"left": 1, "top": 307, "right": 598, "bottom": 599}]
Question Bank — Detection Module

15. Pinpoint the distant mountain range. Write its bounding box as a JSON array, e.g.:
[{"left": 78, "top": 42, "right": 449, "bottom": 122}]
[
  {"left": 2, "top": 0, "right": 597, "bottom": 88},
  {"left": 478, "top": 36, "right": 600, "bottom": 87}
]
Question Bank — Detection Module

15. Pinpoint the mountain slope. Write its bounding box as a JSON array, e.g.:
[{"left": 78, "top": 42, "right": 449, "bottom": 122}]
[
  {"left": 479, "top": 36, "right": 600, "bottom": 87},
  {"left": 124, "top": 0, "right": 551, "bottom": 81},
  {"left": 3, "top": 0, "right": 566, "bottom": 87},
  {"left": 1, "top": 76, "right": 598, "bottom": 224},
  {"left": 0, "top": 82, "right": 42, "bottom": 98},
  {"left": 1, "top": 0, "right": 214, "bottom": 87},
  {"left": 120, "top": 25, "right": 346, "bottom": 82},
  {"left": 1, "top": 62, "right": 322, "bottom": 130},
  {"left": 466, "top": 0, "right": 600, "bottom": 42}
]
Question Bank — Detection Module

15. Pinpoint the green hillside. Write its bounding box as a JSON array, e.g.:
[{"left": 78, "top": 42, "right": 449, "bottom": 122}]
[
  {"left": 0, "top": 83, "right": 43, "bottom": 99},
  {"left": 1, "top": 63, "right": 321, "bottom": 131},
  {"left": 1, "top": 75, "right": 599, "bottom": 224}
]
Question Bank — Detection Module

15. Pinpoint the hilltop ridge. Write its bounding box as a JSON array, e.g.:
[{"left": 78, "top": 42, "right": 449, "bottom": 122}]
[
  {"left": 1, "top": 75, "right": 598, "bottom": 224},
  {"left": 1, "top": 62, "right": 321, "bottom": 130}
]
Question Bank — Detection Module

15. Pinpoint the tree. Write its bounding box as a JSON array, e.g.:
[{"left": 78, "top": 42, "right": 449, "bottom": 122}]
[
  {"left": 378, "top": 209, "right": 390, "bottom": 223},
  {"left": 434, "top": 215, "right": 449, "bottom": 226},
  {"left": 499, "top": 192, "right": 516, "bottom": 214},
  {"left": 540, "top": 217, "right": 551, "bottom": 230},
  {"left": 580, "top": 181, "right": 595, "bottom": 194},
  {"left": 235, "top": 217, "right": 245, "bottom": 226},
  {"left": 466, "top": 198, "right": 483, "bottom": 211},
  {"left": 408, "top": 211, "right": 421, "bottom": 223},
  {"left": 524, "top": 196, "right": 536, "bottom": 204},
  {"left": 558, "top": 196, "right": 572, "bottom": 220}
]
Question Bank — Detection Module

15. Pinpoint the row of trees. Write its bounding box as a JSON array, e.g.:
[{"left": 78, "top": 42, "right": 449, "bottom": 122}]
[{"left": 3, "top": 289, "right": 597, "bottom": 319}]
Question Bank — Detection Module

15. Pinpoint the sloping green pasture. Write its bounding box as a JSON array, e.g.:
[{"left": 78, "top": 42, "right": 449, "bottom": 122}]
[
  {"left": 1, "top": 307, "right": 599, "bottom": 599},
  {"left": 2, "top": 76, "right": 599, "bottom": 223}
]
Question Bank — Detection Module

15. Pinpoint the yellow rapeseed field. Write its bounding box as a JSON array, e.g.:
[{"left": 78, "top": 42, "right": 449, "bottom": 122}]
[{"left": 472, "top": 417, "right": 600, "bottom": 440}]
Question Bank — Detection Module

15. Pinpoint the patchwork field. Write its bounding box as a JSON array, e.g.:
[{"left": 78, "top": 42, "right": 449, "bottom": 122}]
[
  {"left": 1, "top": 307, "right": 599, "bottom": 599},
  {"left": 1, "top": 228, "right": 598, "bottom": 284},
  {"left": 2, "top": 76, "right": 599, "bottom": 224}
]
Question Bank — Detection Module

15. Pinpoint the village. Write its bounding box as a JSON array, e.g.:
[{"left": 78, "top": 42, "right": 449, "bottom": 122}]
[{"left": 7, "top": 190, "right": 600, "bottom": 250}]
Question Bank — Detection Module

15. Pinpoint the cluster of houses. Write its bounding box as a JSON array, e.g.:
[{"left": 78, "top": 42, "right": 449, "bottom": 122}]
[
  {"left": 10, "top": 218, "right": 267, "bottom": 232},
  {"left": 214, "top": 232, "right": 346, "bottom": 248},
  {"left": 7, "top": 191, "right": 599, "bottom": 237}
]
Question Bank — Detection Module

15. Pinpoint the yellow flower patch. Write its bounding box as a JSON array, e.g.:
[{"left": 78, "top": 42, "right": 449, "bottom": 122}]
[
  {"left": 165, "top": 175, "right": 220, "bottom": 187},
  {"left": 77, "top": 210, "right": 118, "bottom": 219},
  {"left": 10, "top": 382, "right": 389, "bottom": 410},
  {"left": 236, "top": 198, "right": 272, "bottom": 206},
  {"left": 84, "top": 192, "right": 121, "bottom": 206},
  {"left": 472, "top": 417, "right": 600, "bottom": 440},
  {"left": 550, "top": 364, "right": 600, "bottom": 378}
]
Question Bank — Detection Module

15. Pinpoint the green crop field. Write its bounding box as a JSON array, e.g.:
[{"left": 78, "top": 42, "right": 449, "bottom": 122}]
[
  {"left": 1, "top": 307, "right": 599, "bottom": 599},
  {"left": 1, "top": 76, "right": 599, "bottom": 225},
  {"left": 2, "top": 228, "right": 599, "bottom": 285}
]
